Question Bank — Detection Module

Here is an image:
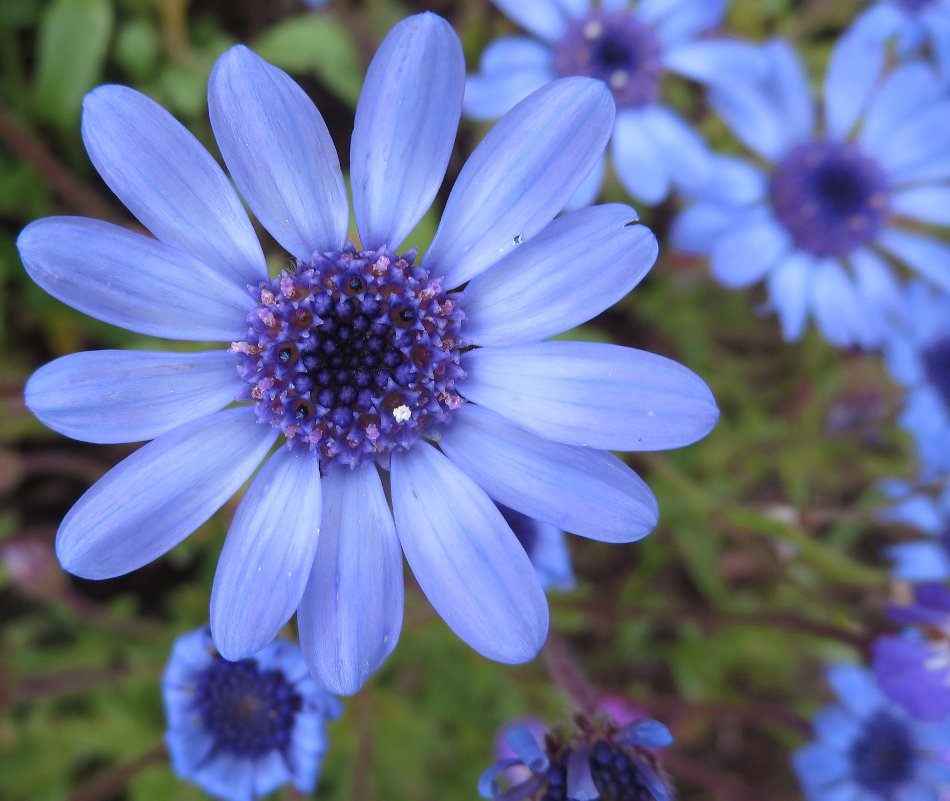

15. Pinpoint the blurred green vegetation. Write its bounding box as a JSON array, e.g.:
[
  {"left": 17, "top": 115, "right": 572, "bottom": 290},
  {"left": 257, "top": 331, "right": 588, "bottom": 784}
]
[{"left": 0, "top": 1, "right": 915, "bottom": 800}]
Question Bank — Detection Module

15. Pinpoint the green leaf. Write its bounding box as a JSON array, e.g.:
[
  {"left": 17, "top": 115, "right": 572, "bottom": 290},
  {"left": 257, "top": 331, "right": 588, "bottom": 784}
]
[
  {"left": 33, "top": 0, "right": 113, "bottom": 129},
  {"left": 252, "top": 14, "right": 364, "bottom": 107}
]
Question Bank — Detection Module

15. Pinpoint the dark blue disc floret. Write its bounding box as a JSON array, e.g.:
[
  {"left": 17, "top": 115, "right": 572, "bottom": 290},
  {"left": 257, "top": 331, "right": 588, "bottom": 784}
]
[
  {"left": 232, "top": 244, "right": 466, "bottom": 470},
  {"left": 921, "top": 335, "right": 950, "bottom": 407},
  {"left": 553, "top": 12, "right": 663, "bottom": 108},
  {"left": 770, "top": 140, "right": 890, "bottom": 258},
  {"left": 192, "top": 656, "right": 301, "bottom": 758},
  {"left": 848, "top": 711, "right": 915, "bottom": 794}
]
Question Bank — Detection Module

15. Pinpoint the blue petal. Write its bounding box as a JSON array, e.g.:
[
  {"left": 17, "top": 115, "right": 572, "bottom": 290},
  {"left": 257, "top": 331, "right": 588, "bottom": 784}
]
[
  {"left": 566, "top": 744, "right": 597, "bottom": 801},
  {"left": 390, "top": 442, "right": 549, "bottom": 663},
  {"left": 193, "top": 752, "right": 256, "bottom": 801},
  {"left": 886, "top": 542, "right": 950, "bottom": 582},
  {"left": 765, "top": 40, "right": 815, "bottom": 145},
  {"left": 210, "top": 448, "right": 322, "bottom": 660},
  {"left": 297, "top": 464, "right": 404, "bottom": 695},
  {"left": 478, "top": 758, "right": 525, "bottom": 798},
  {"left": 873, "top": 101, "right": 950, "bottom": 183},
  {"left": 352, "top": 14, "right": 464, "bottom": 251},
  {"left": 691, "top": 157, "right": 766, "bottom": 204},
  {"left": 859, "top": 62, "right": 941, "bottom": 159},
  {"left": 564, "top": 154, "right": 605, "bottom": 211},
  {"left": 892, "top": 185, "right": 950, "bottom": 225},
  {"left": 708, "top": 82, "right": 786, "bottom": 162},
  {"left": 18, "top": 217, "right": 253, "bottom": 341},
  {"left": 650, "top": 0, "right": 726, "bottom": 47},
  {"left": 823, "top": 30, "right": 886, "bottom": 140},
  {"left": 165, "top": 724, "right": 215, "bottom": 778},
  {"left": 710, "top": 218, "right": 789, "bottom": 288},
  {"left": 811, "top": 706, "right": 861, "bottom": 751},
  {"left": 462, "top": 204, "right": 656, "bottom": 345},
  {"left": 810, "top": 259, "right": 871, "bottom": 348},
  {"left": 791, "top": 743, "right": 851, "bottom": 785},
  {"left": 639, "top": 105, "right": 715, "bottom": 194},
  {"left": 612, "top": 108, "right": 670, "bottom": 204},
  {"left": 208, "top": 46, "right": 348, "bottom": 260},
  {"left": 426, "top": 77, "right": 614, "bottom": 287},
  {"left": 520, "top": 520, "right": 575, "bottom": 591},
  {"left": 460, "top": 342, "right": 719, "bottom": 451},
  {"left": 616, "top": 719, "right": 674, "bottom": 748},
  {"left": 825, "top": 663, "right": 887, "bottom": 719},
  {"left": 767, "top": 251, "right": 814, "bottom": 341},
  {"left": 251, "top": 751, "right": 293, "bottom": 799},
  {"left": 490, "top": 0, "right": 572, "bottom": 41},
  {"left": 162, "top": 627, "right": 214, "bottom": 692},
  {"left": 464, "top": 71, "right": 555, "bottom": 121},
  {"left": 81, "top": 86, "right": 266, "bottom": 287},
  {"left": 439, "top": 404, "right": 658, "bottom": 542},
  {"left": 56, "top": 408, "right": 275, "bottom": 579},
  {"left": 878, "top": 229, "right": 950, "bottom": 292},
  {"left": 664, "top": 40, "right": 769, "bottom": 89},
  {"left": 26, "top": 349, "right": 241, "bottom": 445},
  {"left": 851, "top": 247, "right": 903, "bottom": 327},
  {"left": 479, "top": 36, "right": 554, "bottom": 75},
  {"left": 505, "top": 725, "right": 548, "bottom": 771},
  {"left": 670, "top": 202, "right": 738, "bottom": 253}
]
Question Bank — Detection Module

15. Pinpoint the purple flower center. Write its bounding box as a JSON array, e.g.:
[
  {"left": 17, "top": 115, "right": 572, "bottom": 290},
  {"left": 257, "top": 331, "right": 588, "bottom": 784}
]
[
  {"left": 922, "top": 335, "right": 950, "bottom": 408},
  {"left": 193, "top": 657, "right": 301, "bottom": 758},
  {"left": 849, "top": 711, "right": 915, "bottom": 794},
  {"left": 770, "top": 141, "right": 890, "bottom": 257},
  {"left": 232, "top": 245, "right": 466, "bottom": 470},
  {"left": 534, "top": 742, "right": 665, "bottom": 801},
  {"left": 553, "top": 12, "right": 663, "bottom": 108}
]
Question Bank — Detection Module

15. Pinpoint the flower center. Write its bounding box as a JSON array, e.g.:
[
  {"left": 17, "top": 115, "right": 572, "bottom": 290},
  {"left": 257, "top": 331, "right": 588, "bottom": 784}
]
[
  {"left": 232, "top": 245, "right": 466, "bottom": 470},
  {"left": 922, "top": 336, "right": 950, "bottom": 408},
  {"left": 533, "top": 742, "right": 664, "bottom": 801},
  {"left": 770, "top": 141, "right": 890, "bottom": 257},
  {"left": 553, "top": 12, "right": 663, "bottom": 108},
  {"left": 848, "top": 711, "right": 915, "bottom": 794},
  {"left": 193, "top": 657, "right": 301, "bottom": 758}
]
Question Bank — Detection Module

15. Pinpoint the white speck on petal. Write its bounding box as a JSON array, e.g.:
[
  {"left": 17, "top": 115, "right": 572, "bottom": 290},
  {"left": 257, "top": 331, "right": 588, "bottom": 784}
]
[{"left": 393, "top": 404, "right": 412, "bottom": 423}]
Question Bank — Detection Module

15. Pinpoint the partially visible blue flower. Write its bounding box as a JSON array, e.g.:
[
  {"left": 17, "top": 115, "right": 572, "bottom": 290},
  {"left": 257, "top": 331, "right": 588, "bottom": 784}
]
[
  {"left": 20, "top": 13, "right": 718, "bottom": 696},
  {"left": 883, "top": 282, "right": 950, "bottom": 479},
  {"left": 162, "top": 627, "right": 341, "bottom": 801},
  {"left": 480, "top": 714, "right": 674, "bottom": 801},
  {"left": 880, "top": 477, "right": 950, "bottom": 579},
  {"left": 793, "top": 663, "right": 950, "bottom": 800},
  {"left": 303, "top": 0, "right": 328, "bottom": 7},
  {"left": 465, "top": 0, "right": 765, "bottom": 207},
  {"left": 499, "top": 504, "right": 575, "bottom": 592},
  {"left": 833, "top": 0, "right": 950, "bottom": 102},
  {"left": 673, "top": 38, "right": 950, "bottom": 348},
  {"left": 873, "top": 585, "right": 950, "bottom": 722}
]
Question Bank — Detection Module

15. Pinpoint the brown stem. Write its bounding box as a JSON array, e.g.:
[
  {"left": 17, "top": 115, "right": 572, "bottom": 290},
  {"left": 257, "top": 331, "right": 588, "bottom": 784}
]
[
  {"left": 636, "top": 695, "right": 812, "bottom": 738},
  {"left": 541, "top": 629, "right": 599, "bottom": 716},
  {"left": 0, "top": 100, "right": 122, "bottom": 224},
  {"left": 7, "top": 665, "right": 131, "bottom": 708},
  {"left": 69, "top": 744, "right": 167, "bottom": 801}
]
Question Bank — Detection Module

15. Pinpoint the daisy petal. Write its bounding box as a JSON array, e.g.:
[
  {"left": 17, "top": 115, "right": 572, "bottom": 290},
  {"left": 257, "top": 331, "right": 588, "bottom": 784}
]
[
  {"left": 710, "top": 218, "right": 789, "bottom": 288},
  {"left": 824, "top": 31, "right": 884, "bottom": 139},
  {"left": 612, "top": 108, "right": 670, "bottom": 204},
  {"left": 18, "top": 217, "right": 253, "bottom": 341},
  {"left": 391, "top": 442, "right": 549, "bottom": 663},
  {"left": 878, "top": 229, "right": 950, "bottom": 292},
  {"left": 460, "top": 342, "right": 718, "bottom": 451},
  {"left": 209, "top": 45, "right": 348, "bottom": 260},
  {"left": 490, "top": 0, "right": 571, "bottom": 42},
  {"left": 427, "top": 77, "right": 614, "bottom": 287},
  {"left": 767, "top": 251, "right": 814, "bottom": 341},
  {"left": 439, "top": 404, "right": 658, "bottom": 542},
  {"left": 298, "top": 465, "right": 404, "bottom": 696},
  {"left": 352, "top": 14, "right": 464, "bottom": 251},
  {"left": 25, "top": 349, "right": 242, "bottom": 444},
  {"left": 859, "top": 61, "right": 941, "bottom": 158},
  {"left": 463, "top": 204, "right": 656, "bottom": 345},
  {"left": 56, "top": 408, "right": 276, "bottom": 580},
  {"left": 211, "top": 448, "right": 322, "bottom": 660},
  {"left": 464, "top": 70, "right": 555, "bottom": 121},
  {"left": 892, "top": 185, "right": 950, "bottom": 225},
  {"left": 81, "top": 85, "right": 266, "bottom": 286}
]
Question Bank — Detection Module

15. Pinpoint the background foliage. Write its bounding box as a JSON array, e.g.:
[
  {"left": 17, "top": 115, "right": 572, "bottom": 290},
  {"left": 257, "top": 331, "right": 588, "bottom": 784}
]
[{"left": 0, "top": 1, "right": 905, "bottom": 799}]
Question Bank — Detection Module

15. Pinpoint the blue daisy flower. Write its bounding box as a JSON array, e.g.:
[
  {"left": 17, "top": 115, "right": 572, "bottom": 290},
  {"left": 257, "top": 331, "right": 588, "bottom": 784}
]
[
  {"left": 464, "top": 0, "right": 765, "bottom": 207},
  {"left": 479, "top": 715, "right": 674, "bottom": 801},
  {"left": 162, "top": 627, "right": 341, "bottom": 801},
  {"left": 672, "top": 38, "right": 950, "bottom": 348},
  {"left": 879, "top": 477, "right": 950, "bottom": 580},
  {"left": 20, "top": 13, "right": 718, "bottom": 695},
  {"left": 872, "top": 585, "right": 950, "bottom": 723},
  {"left": 882, "top": 282, "right": 950, "bottom": 479},
  {"left": 793, "top": 663, "right": 950, "bottom": 800}
]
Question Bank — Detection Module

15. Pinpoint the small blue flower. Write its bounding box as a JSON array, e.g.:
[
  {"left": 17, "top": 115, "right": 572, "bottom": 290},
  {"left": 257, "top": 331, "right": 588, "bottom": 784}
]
[
  {"left": 479, "top": 715, "right": 674, "bottom": 801},
  {"left": 20, "top": 13, "right": 718, "bottom": 695},
  {"left": 162, "top": 627, "right": 341, "bottom": 801},
  {"left": 793, "top": 663, "right": 950, "bottom": 800},
  {"left": 673, "top": 38, "right": 950, "bottom": 348},
  {"left": 465, "top": 0, "right": 764, "bottom": 206},
  {"left": 879, "top": 477, "right": 950, "bottom": 579},
  {"left": 882, "top": 282, "right": 950, "bottom": 479}
]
